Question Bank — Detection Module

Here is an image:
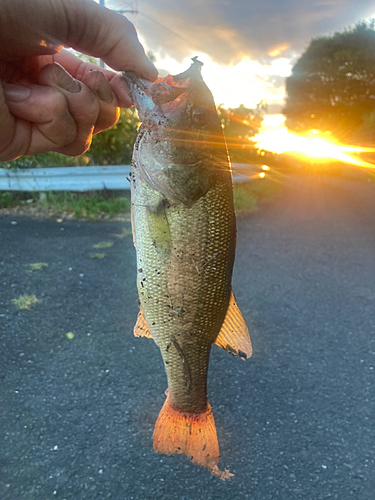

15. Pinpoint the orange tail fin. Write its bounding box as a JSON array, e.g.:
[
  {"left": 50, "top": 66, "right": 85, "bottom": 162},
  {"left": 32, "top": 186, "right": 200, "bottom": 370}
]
[{"left": 153, "top": 395, "right": 233, "bottom": 480}]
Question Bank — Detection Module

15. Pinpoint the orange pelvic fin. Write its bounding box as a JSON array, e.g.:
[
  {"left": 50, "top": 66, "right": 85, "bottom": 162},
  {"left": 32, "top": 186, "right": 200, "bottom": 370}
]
[
  {"left": 214, "top": 290, "right": 252, "bottom": 360},
  {"left": 133, "top": 307, "right": 152, "bottom": 338},
  {"left": 153, "top": 395, "right": 233, "bottom": 480}
]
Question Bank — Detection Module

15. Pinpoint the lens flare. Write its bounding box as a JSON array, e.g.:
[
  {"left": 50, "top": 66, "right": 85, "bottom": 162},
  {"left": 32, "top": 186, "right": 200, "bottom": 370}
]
[{"left": 253, "top": 120, "right": 375, "bottom": 169}]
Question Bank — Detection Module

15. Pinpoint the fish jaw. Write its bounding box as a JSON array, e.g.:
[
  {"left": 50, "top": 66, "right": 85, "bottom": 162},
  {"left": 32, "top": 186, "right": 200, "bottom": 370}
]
[
  {"left": 123, "top": 57, "right": 220, "bottom": 139},
  {"left": 125, "top": 58, "right": 229, "bottom": 207},
  {"left": 122, "top": 72, "right": 162, "bottom": 125}
]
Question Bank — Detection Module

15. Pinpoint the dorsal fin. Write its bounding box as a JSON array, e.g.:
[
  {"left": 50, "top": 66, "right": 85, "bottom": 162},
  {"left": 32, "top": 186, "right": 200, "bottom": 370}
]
[
  {"left": 134, "top": 307, "right": 152, "bottom": 338},
  {"left": 214, "top": 291, "right": 252, "bottom": 360}
]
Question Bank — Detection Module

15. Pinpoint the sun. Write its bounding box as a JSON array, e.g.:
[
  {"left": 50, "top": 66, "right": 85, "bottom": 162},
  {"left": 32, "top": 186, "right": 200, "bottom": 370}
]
[{"left": 253, "top": 116, "right": 375, "bottom": 169}]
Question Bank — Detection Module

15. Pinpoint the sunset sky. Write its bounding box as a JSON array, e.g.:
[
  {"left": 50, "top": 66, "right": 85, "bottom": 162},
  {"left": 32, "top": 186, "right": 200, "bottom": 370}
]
[{"left": 105, "top": 0, "right": 375, "bottom": 113}]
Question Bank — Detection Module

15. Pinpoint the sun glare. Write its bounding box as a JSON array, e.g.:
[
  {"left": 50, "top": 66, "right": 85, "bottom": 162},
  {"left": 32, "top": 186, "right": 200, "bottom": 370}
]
[
  {"left": 254, "top": 115, "right": 375, "bottom": 169},
  {"left": 149, "top": 52, "right": 291, "bottom": 109},
  {"left": 135, "top": 46, "right": 375, "bottom": 170}
]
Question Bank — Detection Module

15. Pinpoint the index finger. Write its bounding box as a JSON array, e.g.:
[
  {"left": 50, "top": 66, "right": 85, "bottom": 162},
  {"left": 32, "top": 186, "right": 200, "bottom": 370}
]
[
  {"left": 53, "top": 50, "right": 116, "bottom": 82},
  {"left": 53, "top": 50, "right": 133, "bottom": 108}
]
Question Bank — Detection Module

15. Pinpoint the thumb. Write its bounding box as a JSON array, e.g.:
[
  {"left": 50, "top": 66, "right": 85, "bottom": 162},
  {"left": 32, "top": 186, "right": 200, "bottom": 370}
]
[
  {"left": 1, "top": 0, "right": 157, "bottom": 81},
  {"left": 58, "top": 0, "right": 157, "bottom": 80}
]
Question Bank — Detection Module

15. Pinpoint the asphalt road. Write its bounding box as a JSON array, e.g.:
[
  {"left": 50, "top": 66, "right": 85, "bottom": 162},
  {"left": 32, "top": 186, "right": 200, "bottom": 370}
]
[{"left": 0, "top": 174, "right": 374, "bottom": 500}]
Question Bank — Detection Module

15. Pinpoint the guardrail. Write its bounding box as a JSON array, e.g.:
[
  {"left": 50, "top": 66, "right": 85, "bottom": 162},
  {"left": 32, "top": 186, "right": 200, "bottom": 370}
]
[{"left": 0, "top": 163, "right": 260, "bottom": 192}]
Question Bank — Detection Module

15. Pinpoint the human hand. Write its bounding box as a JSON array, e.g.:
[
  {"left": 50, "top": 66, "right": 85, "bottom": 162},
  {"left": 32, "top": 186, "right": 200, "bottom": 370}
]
[{"left": 0, "top": 0, "right": 158, "bottom": 161}]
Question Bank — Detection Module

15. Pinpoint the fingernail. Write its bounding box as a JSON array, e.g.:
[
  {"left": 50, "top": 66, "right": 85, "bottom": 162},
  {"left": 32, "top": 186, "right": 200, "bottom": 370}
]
[
  {"left": 94, "top": 71, "right": 113, "bottom": 103},
  {"left": 53, "top": 63, "right": 81, "bottom": 93},
  {"left": 3, "top": 84, "right": 31, "bottom": 102}
]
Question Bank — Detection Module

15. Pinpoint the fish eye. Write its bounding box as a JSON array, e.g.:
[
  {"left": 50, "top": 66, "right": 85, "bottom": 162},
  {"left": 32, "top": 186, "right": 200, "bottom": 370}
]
[{"left": 192, "top": 106, "right": 211, "bottom": 127}]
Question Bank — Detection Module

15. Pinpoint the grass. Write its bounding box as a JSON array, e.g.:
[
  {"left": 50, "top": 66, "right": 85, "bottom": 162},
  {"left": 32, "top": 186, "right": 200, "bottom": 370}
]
[
  {"left": 0, "top": 177, "right": 279, "bottom": 220},
  {"left": 0, "top": 191, "right": 131, "bottom": 220},
  {"left": 28, "top": 263, "right": 48, "bottom": 271},
  {"left": 12, "top": 294, "right": 41, "bottom": 311},
  {"left": 90, "top": 253, "right": 105, "bottom": 259},
  {"left": 93, "top": 241, "right": 113, "bottom": 249},
  {"left": 233, "top": 177, "right": 280, "bottom": 213},
  {"left": 38, "top": 192, "right": 131, "bottom": 219},
  {"left": 113, "top": 228, "right": 132, "bottom": 238},
  {"left": 0, "top": 192, "right": 15, "bottom": 208}
]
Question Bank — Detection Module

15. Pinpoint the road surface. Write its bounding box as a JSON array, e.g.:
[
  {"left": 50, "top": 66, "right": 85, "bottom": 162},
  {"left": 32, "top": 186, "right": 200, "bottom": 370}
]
[{"left": 0, "top": 174, "right": 374, "bottom": 499}]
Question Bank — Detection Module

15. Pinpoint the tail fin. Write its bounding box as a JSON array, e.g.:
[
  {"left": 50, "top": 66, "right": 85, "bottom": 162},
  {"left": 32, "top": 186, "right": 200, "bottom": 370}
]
[{"left": 153, "top": 395, "right": 233, "bottom": 480}]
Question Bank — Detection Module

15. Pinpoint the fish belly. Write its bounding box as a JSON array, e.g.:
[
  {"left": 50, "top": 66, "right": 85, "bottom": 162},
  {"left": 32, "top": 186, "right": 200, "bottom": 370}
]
[{"left": 131, "top": 165, "right": 236, "bottom": 479}]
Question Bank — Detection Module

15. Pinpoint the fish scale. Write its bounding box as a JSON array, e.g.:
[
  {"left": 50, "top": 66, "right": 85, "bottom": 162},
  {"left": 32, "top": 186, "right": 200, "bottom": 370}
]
[
  {"left": 124, "top": 58, "right": 252, "bottom": 479},
  {"left": 133, "top": 170, "right": 235, "bottom": 413}
]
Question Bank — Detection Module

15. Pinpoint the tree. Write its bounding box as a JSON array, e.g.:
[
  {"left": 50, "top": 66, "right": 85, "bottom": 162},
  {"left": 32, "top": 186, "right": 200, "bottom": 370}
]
[
  {"left": 218, "top": 103, "right": 265, "bottom": 162},
  {"left": 284, "top": 22, "right": 375, "bottom": 142}
]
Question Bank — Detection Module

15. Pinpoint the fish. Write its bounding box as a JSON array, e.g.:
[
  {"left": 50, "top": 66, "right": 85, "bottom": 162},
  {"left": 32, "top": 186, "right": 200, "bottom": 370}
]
[{"left": 123, "top": 57, "right": 252, "bottom": 480}]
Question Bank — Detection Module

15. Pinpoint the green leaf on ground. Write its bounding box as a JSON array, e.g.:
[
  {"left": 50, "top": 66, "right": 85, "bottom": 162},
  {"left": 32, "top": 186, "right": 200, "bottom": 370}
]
[
  {"left": 12, "top": 294, "right": 41, "bottom": 311},
  {"left": 113, "top": 228, "right": 132, "bottom": 238},
  {"left": 93, "top": 241, "right": 113, "bottom": 249},
  {"left": 28, "top": 263, "right": 48, "bottom": 271},
  {"left": 90, "top": 253, "right": 105, "bottom": 259}
]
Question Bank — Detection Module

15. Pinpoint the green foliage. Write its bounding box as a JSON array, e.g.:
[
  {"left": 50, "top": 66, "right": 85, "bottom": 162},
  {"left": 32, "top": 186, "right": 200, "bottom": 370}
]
[
  {"left": 0, "top": 192, "right": 14, "bottom": 207},
  {"left": 12, "top": 294, "right": 41, "bottom": 311},
  {"left": 39, "top": 192, "right": 131, "bottom": 219},
  {"left": 76, "top": 53, "right": 100, "bottom": 66},
  {"left": 233, "top": 183, "right": 257, "bottom": 212},
  {"left": 353, "top": 110, "right": 375, "bottom": 144},
  {"left": 233, "top": 177, "right": 280, "bottom": 213},
  {"left": 113, "top": 228, "right": 133, "bottom": 238},
  {"left": 90, "top": 253, "right": 105, "bottom": 259},
  {"left": 218, "top": 103, "right": 266, "bottom": 162},
  {"left": 147, "top": 51, "right": 156, "bottom": 63},
  {"left": 28, "top": 263, "right": 48, "bottom": 272},
  {"left": 84, "top": 108, "right": 139, "bottom": 165},
  {"left": 284, "top": 21, "right": 375, "bottom": 142},
  {"left": 93, "top": 241, "right": 113, "bottom": 249}
]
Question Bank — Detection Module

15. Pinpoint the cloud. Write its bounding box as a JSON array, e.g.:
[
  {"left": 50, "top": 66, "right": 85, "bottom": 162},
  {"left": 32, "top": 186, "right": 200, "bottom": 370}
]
[
  {"left": 268, "top": 44, "right": 290, "bottom": 58},
  {"left": 112, "top": 0, "right": 375, "bottom": 65},
  {"left": 107, "top": 0, "right": 375, "bottom": 108}
]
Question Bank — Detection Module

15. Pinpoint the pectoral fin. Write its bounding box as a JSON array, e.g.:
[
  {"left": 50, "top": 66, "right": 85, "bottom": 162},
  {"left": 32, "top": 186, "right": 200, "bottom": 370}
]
[
  {"left": 134, "top": 307, "right": 152, "bottom": 338},
  {"left": 214, "top": 291, "right": 252, "bottom": 360}
]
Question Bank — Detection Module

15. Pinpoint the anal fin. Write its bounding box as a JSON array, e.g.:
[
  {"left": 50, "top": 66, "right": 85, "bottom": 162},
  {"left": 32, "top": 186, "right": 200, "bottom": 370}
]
[
  {"left": 214, "top": 291, "right": 252, "bottom": 360},
  {"left": 134, "top": 306, "right": 152, "bottom": 338}
]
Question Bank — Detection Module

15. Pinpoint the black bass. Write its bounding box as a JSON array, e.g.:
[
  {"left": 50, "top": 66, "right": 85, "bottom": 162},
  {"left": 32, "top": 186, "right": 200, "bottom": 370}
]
[{"left": 124, "top": 58, "right": 252, "bottom": 479}]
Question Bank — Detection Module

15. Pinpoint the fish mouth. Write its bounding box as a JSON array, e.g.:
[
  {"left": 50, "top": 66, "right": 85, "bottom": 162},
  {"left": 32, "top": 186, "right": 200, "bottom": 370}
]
[
  {"left": 123, "top": 57, "right": 208, "bottom": 121},
  {"left": 150, "top": 56, "right": 203, "bottom": 106}
]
